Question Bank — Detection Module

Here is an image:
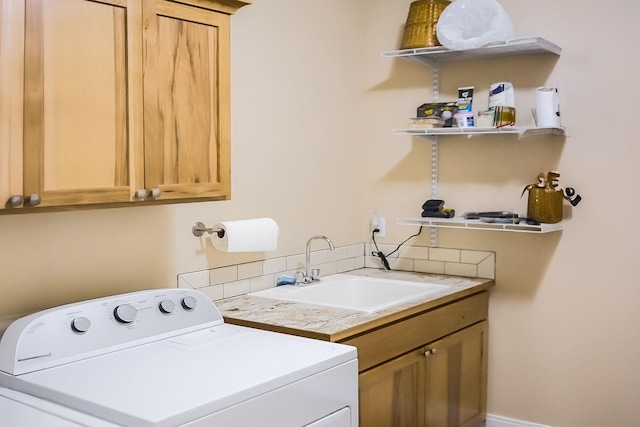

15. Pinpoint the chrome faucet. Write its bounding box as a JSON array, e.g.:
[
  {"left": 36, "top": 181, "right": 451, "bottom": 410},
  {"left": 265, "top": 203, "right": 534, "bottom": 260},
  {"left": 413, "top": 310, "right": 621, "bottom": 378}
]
[{"left": 298, "top": 235, "right": 335, "bottom": 284}]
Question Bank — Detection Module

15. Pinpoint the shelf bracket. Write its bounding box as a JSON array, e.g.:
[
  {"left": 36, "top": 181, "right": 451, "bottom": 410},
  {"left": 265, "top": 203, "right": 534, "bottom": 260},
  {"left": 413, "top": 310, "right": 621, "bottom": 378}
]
[
  {"left": 432, "top": 64, "right": 440, "bottom": 102},
  {"left": 430, "top": 64, "right": 440, "bottom": 247}
]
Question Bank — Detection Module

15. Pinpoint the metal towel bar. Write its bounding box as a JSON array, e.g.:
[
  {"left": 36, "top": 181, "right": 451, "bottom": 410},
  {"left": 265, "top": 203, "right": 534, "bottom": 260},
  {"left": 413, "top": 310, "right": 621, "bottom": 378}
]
[{"left": 192, "top": 222, "right": 226, "bottom": 238}]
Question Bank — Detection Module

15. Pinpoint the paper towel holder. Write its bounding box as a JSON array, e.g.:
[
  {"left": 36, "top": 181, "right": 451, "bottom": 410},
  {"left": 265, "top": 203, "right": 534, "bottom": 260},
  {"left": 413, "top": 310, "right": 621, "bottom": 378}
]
[{"left": 192, "top": 222, "right": 226, "bottom": 238}]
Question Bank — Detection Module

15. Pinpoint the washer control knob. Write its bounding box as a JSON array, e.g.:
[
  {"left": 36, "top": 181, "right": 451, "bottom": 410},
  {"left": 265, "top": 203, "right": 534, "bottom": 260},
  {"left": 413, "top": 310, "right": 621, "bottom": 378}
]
[
  {"left": 181, "top": 296, "right": 197, "bottom": 311},
  {"left": 159, "top": 299, "right": 175, "bottom": 314},
  {"left": 114, "top": 304, "right": 138, "bottom": 323},
  {"left": 71, "top": 317, "right": 91, "bottom": 333}
]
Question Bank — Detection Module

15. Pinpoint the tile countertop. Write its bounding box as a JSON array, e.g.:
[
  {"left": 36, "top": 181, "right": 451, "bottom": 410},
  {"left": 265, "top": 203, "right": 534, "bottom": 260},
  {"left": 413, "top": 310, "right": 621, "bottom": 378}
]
[{"left": 216, "top": 268, "right": 494, "bottom": 342}]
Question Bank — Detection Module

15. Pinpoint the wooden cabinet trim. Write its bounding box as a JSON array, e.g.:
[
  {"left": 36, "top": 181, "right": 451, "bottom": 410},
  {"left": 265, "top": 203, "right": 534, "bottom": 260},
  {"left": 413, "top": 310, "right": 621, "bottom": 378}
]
[
  {"left": 0, "top": 0, "right": 26, "bottom": 205},
  {"left": 22, "top": 0, "right": 45, "bottom": 197},
  {"left": 165, "top": 0, "right": 251, "bottom": 15}
]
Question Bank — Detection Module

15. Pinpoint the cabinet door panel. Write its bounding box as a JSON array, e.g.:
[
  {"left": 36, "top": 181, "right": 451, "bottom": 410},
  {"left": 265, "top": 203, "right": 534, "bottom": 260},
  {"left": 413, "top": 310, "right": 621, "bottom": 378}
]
[
  {"left": 143, "top": 0, "right": 231, "bottom": 201},
  {"left": 22, "top": 0, "right": 132, "bottom": 207},
  {"left": 359, "top": 349, "right": 426, "bottom": 427},
  {"left": 425, "top": 321, "right": 488, "bottom": 427}
]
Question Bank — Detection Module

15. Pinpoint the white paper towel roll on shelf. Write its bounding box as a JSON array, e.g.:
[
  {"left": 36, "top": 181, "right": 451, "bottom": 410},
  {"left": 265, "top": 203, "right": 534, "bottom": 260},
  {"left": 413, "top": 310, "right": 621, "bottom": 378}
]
[
  {"left": 535, "top": 87, "right": 561, "bottom": 128},
  {"left": 212, "top": 218, "right": 279, "bottom": 252}
]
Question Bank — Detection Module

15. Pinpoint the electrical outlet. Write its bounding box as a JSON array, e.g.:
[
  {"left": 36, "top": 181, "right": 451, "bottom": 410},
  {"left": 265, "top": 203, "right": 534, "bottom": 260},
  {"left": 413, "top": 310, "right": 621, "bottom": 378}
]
[{"left": 371, "top": 216, "right": 386, "bottom": 237}]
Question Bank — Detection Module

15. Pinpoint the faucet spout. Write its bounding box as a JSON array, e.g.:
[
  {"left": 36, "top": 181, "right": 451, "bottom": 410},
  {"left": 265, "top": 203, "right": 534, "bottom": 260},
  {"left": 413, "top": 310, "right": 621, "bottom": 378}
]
[{"left": 304, "top": 235, "right": 335, "bottom": 282}]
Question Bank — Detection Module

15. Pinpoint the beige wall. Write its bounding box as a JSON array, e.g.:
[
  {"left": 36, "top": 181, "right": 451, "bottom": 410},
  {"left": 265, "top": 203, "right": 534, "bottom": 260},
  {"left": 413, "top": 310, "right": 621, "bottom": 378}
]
[
  {"left": 363, "top": 0, "right": 640, "bottom": 426},
  {"left": 0, "top": 0, "right": 638, "bottom": 425}
]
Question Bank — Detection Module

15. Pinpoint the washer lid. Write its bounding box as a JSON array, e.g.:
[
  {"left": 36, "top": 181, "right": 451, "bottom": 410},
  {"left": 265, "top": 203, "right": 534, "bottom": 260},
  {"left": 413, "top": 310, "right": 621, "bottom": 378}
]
[
  {"left": 0, "top": 388, "right": 117, "bottom": 426},
  {"left": 3, "top": 324, "right": 356, "bottom": 427}
]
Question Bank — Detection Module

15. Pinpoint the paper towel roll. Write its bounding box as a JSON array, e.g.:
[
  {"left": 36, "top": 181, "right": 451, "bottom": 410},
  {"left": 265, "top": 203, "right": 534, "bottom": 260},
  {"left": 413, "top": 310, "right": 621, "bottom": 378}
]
[
  {"left": 535, "top": 87, "right": 561, "bottom": 128},
  {"left": 212, "top": 218, "right": 279, "bottom": 252}
]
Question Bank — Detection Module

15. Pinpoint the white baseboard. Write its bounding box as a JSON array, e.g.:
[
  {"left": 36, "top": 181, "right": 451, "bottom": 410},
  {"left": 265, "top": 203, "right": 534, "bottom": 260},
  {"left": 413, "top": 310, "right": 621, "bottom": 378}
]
[{"left": 486, "top": 414, "right": 552, "bottom": 427}]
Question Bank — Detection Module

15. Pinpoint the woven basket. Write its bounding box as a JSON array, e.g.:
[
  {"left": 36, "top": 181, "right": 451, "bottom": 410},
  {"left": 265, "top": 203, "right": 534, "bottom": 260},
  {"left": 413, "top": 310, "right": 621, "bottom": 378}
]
[{"left": 400, "top": 0, "right": 451, "bottom": 49}]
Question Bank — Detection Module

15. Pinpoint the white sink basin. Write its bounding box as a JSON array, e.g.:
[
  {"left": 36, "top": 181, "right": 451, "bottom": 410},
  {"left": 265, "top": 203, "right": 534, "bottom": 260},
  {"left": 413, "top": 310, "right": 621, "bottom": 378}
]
[{"left": 249, "top": 274, "right": 450, "bottom": 312}]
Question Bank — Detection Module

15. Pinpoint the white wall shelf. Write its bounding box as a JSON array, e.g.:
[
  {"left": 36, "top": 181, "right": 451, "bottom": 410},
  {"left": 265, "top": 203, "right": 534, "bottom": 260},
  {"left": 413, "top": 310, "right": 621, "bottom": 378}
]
[
  {"left": 393, "top": 126, "right": 565, "bottom": 138},
  {"left": 385, "top": 37, "right": 564, "bottom": 238},
  {"left": 398, "top": 217, "right": 564, "bottom": 234},
  {"left": 382, "top": 37, "right": 561, "bottom": 67}
]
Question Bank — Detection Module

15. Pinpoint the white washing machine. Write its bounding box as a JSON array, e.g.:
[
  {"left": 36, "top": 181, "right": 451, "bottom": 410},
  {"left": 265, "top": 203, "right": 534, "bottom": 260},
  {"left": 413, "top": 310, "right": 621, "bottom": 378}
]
[{"left": 0, "top": 289, "right": 358, "bottom": 426}]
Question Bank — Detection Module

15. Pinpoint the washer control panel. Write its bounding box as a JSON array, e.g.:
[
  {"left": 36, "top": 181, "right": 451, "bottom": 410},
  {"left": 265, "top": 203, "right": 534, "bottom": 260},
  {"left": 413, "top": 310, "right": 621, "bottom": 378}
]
[{"left": 0, "top": 289, "right": 222, "bottom": 375}]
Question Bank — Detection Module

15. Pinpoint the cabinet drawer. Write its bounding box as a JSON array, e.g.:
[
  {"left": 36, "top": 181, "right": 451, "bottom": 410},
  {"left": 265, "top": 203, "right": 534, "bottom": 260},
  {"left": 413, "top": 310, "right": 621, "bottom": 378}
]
[{"left": 340, "top": 291, "right": 488, "bottom": 372}]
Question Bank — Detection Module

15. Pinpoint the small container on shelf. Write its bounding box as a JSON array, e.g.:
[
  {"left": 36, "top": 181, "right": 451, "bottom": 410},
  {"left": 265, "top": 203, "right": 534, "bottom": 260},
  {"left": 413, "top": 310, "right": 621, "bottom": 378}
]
[
  {"left": 454, "top": 112, "right": 474, "bottom": 127},
  {"left": 493, "top": 106, "right": 516, "bottom": 127},
  {"left": 409, "top": 116, "right": 445, "bottom": 129},
  {"left": 476, "top": 110, "right": 494, "bottom": 128},
  {"left": 400, "top": 0, "right": 451, "bottom": 49}
]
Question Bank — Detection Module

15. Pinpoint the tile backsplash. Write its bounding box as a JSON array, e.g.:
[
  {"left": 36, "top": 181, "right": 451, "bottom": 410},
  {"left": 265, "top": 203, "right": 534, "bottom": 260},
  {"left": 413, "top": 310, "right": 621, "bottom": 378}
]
[{"left": 178, "top": 244, "right": 495, "bottom": 301}]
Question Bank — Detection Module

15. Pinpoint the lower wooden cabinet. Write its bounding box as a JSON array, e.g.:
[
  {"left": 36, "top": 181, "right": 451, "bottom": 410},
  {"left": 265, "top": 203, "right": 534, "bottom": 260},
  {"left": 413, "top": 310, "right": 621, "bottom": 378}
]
[
  {"left": 341, "top": 292, "right": 489, "bottom": 427},
  {"left": 359, "top": 322, "right": 487, "bottom": 427}
]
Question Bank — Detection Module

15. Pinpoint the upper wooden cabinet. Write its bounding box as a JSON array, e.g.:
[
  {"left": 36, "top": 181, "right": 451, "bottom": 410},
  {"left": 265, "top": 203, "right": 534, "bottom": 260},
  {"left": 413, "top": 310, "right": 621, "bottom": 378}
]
[{"left": 0, "top": 0, "right": 249, "bottom": 213}]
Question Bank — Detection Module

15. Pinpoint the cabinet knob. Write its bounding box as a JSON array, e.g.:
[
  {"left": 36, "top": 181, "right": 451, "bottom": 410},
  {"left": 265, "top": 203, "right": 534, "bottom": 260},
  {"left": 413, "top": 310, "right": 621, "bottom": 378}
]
[
  {"left": 424, "top": 348, "right": 437, "bottom": 357},
  {"left": 27, "top": 194, "right": 41, "bottom": 206},
  {"left": 7, "top": 195, "right": 24, "bottom": 207},
  {"left": 134, "top": 189, "right": 160, "bottom": 199}
]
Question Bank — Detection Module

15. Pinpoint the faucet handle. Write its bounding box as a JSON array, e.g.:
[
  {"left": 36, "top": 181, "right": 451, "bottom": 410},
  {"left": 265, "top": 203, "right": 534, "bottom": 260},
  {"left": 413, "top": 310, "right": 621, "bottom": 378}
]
[
  {"left": 294, "top": 272, "right": 305, "bottom": 284},
  {"left": 311, "top": 268, "right": 321, "bottom": 281}
]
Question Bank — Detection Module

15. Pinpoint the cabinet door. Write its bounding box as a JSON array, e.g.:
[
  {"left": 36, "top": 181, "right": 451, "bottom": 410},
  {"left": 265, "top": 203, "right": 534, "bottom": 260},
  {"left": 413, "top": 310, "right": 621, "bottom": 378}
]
[
  {"left": 142, "top": 0, "right": 231, "bottom": 201},
  {"left": 359, "top": 348, "right": 426, "bottom": 427},
  {"left": 424, "top": 321, "right": 488, "bottom": 427},
  {"left": 19, "top": 0, "right": 138, "bottom": 209}
]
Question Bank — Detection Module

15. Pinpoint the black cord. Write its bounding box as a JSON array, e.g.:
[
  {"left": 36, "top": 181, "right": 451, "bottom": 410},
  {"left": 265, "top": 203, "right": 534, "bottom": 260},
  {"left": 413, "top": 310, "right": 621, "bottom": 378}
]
[{"left": 370, "top": 227, "right": 423, "bottom": 270}]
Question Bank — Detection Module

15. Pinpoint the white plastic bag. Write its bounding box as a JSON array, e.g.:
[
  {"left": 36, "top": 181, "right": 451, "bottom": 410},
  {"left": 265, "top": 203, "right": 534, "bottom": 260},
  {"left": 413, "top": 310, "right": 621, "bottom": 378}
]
[{"left": 436, "top": 0, "right": 515, "bottom": 50}]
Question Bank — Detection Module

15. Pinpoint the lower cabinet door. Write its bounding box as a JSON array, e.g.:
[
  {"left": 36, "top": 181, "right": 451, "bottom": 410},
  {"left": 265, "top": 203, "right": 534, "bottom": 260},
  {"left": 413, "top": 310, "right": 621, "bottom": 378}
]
[
  {"left": 424, "top": 321, "right": 488, "bottom": 427},
  {"left": 359, "top": 348, "right": 426, "bottom": 427}
]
